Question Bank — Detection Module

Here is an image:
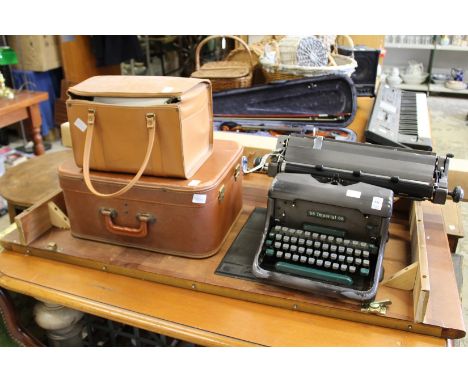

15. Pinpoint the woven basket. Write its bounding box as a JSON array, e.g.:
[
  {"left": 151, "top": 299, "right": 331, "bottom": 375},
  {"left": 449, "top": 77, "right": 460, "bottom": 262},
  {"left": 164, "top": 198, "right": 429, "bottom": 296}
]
[
  {"left": 260, "top": 35, "right": 358, "bottom": 83},
  {"left": 191, "top": 35, "right": 254, "bottom": 92}
]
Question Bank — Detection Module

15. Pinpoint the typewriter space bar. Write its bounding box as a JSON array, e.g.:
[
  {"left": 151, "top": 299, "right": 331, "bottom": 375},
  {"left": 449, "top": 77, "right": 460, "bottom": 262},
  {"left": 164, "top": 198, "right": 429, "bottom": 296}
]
[{"left": 275, "top": 262, "right": 353, "bottom": 286}]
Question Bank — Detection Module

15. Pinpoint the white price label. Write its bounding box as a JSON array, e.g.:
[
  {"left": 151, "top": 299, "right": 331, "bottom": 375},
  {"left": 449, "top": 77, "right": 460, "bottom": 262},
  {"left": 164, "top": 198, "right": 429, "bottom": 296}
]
[
  {"left": 192, "top": 194, "right": 207, "bottom": 204},
  {"left": 346, "top": 190, "right": 361, "bottom": 199},
  {"left": 371, "top": 197, "right": 384, "bottom": 210},
  {"left": 74, "top": 118, "right": 87, "bottom": 132}
]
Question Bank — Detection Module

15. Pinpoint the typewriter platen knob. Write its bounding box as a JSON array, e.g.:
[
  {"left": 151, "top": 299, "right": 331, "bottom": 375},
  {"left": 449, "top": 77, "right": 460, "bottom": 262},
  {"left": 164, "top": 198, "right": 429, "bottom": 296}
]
[{"left": 449, "top": 186, "right": 464, "bottom": 203}]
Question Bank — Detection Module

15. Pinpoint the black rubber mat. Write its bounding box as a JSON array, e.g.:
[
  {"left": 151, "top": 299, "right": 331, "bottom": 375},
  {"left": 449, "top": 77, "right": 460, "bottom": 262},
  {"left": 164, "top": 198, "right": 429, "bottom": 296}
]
[{"left": 215, "top": 208, "right": 266, "bottom": 281}]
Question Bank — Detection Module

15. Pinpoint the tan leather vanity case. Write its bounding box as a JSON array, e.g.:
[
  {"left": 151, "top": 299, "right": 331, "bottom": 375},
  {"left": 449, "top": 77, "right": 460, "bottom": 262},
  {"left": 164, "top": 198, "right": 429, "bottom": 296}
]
[
  {"left": 58, "top": 139, "right": 243, "bottom": 258},
  {"left": 66, "top": 76, "right": 213, "bottom": 184}
]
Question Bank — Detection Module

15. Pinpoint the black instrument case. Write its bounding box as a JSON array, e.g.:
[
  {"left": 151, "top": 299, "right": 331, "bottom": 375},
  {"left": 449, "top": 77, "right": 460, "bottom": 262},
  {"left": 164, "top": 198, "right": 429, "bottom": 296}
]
[{"left": 212, "top": 74, "right": 357, "bottom": 129}]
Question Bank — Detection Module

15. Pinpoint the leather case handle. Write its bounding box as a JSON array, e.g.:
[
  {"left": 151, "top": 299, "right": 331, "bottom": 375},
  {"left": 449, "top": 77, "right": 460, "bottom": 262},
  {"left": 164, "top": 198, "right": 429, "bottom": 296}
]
[
  {"left": 100, "top": 208, "right": 154, "bottom": 238},
  {"left": 83, "top": 109, "right": 156, "bottom": 198}
]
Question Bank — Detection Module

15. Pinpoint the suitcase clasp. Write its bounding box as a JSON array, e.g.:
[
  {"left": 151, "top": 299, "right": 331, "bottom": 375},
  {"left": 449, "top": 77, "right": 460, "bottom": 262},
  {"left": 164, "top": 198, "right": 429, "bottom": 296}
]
[
  {"left": 218, "top": 185, "right": 225, "bottom": 202},
  {"left": 234, "top": 164, "right": 241, "bottom": 181}
]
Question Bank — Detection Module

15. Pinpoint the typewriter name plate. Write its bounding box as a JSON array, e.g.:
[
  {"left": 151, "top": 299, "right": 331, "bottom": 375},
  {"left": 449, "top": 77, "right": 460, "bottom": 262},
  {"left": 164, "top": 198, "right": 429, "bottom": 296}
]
[{"left": 307, "top": 210, "right": 346, "bottom": 223}]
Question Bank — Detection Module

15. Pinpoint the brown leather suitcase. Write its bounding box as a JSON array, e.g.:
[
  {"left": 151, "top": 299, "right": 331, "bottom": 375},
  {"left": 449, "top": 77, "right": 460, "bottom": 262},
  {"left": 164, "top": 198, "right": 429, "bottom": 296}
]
[{"left": 58, "top": 139, "right": 243, "bottom": 258}]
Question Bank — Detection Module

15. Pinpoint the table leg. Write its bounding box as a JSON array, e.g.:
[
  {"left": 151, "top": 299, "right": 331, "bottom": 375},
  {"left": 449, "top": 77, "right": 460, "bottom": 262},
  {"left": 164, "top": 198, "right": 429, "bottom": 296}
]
[
  {"left": 7, "top": 203, "right": 16, "bottom": 224},
  {"left": 26, "top": 104, "right": 45, "bottom": 155},
  {"left": 33, "top": 300, "right": 84, "bottom": 346}
]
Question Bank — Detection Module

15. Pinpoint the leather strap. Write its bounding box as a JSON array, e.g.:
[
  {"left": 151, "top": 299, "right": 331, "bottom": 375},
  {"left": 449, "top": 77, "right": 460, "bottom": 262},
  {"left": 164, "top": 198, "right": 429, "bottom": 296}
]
[{"left": 83, "top": 109, "right": 156, "bottom": 198}]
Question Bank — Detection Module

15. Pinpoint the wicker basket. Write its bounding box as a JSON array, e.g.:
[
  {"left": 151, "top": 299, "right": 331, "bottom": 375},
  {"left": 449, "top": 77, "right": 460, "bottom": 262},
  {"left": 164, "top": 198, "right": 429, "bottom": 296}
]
[
  {"left": 191, "top": 35, "right": 254, "bottom": 92},
  {"left": 260, "top": 35, "right": 358, "bottom": 83}
]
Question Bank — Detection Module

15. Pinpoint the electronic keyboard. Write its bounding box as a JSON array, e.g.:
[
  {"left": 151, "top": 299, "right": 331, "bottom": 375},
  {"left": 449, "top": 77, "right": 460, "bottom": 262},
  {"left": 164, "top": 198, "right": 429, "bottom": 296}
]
[{"left": 365, "top": 85, "right": 432, "bottom": 151}]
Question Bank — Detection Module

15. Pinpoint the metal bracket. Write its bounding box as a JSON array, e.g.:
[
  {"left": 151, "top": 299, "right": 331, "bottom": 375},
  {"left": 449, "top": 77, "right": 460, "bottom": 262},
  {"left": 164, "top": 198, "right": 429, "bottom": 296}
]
[
  {"left": 361, "top": 299, "right": 392, "bottom": 315},
  {"left": 87, "top": 109, "right": 95, "bottom": 125},
  {"left": 234, "top": 164, "right": 241, "bottom": 181},
  {"left": 218, "top": 185, "right": 225, "bottom": 202},
  {"left": 145, "top": 113, "right": 156, "bottom": 129}
]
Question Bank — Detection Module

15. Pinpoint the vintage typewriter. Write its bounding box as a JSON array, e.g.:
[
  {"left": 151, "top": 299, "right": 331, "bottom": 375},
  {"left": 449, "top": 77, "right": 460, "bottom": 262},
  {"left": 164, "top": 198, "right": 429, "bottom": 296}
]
[
  {"left": 252, "top": 173, "right": 393, "bottom": 301},
  {"left": 251, "top": 135, "right": 464, "bottom": 302}
]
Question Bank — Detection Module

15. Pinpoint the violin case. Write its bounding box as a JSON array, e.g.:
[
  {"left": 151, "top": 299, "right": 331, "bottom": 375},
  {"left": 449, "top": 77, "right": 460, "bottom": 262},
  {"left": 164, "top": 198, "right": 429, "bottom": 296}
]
[
  {"left": 58, "top": 139, "right": 243, "bottom": 258},
  {"left": 212, "top": 74, "right": 357, "bottom": 133}
]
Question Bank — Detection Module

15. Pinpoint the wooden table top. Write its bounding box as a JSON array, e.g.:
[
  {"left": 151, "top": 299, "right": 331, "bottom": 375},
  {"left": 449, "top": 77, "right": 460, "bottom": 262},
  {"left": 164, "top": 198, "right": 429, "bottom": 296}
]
[
  {"left": 0, "top": 150, "right": 72, "bottom": 207},
  {"left": 0, "top": 248, "right": 446, "bottom": 346},
  {"left": 0, "top": 95, "right": 459, "bottom": 346},
  {"left": 0, "top": 91, "right": 48, "bottom": 117}
]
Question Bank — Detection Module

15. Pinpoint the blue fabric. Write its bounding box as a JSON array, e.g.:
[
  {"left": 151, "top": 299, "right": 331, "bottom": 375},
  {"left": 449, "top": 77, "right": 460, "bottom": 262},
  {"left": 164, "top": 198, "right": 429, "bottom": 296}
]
[{"left": 12, "top": 69, "right": 62, "bottom": 136}]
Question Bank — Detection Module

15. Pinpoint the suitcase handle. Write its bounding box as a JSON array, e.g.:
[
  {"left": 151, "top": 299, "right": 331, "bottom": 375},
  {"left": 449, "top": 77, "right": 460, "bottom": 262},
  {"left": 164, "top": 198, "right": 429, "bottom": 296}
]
[
  {"left": 100, "top": 208, "right": 155, "bottom": 238},
  {"left": 83, "top": 109, "right": 156, "bottom": 198}
]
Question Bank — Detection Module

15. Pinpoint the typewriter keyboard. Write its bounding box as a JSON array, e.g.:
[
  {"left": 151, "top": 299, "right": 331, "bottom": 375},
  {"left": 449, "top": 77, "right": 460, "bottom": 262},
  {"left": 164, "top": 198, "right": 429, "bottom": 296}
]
[{"left": 260, "top": 223, "right": 378, "bottom": 289}]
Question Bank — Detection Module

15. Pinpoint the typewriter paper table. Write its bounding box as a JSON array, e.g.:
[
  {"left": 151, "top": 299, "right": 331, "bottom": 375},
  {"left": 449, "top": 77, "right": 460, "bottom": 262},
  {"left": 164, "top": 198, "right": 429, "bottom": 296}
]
[{"left": 0, "top": 98, "right": 464, "bottom": 346}]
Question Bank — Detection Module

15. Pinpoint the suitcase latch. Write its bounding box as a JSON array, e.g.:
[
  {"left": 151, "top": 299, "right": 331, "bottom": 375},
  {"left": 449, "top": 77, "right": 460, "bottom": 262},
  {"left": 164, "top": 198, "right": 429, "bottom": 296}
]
[
  {"left": 361, "top": 299, "right": 392, "bottom": 315},
  {"left": 218, "top": 185, "right": 225, "bottom": 202},
  {"left": 234, "top": 164, "right": 241, "bottom": 181}
]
